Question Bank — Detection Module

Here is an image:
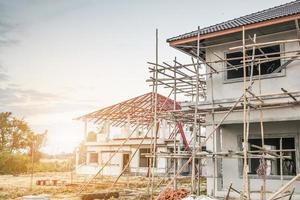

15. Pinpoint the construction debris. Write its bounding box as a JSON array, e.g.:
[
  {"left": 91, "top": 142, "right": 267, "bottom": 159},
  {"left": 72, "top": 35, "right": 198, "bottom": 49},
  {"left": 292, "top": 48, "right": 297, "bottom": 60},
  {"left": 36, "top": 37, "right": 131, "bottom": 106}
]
[
  {"left": 36, "top": 179, "right": 66, "bottom": 186},
  {"left": 158, "top": 188, "right": 189, "bottom": 200}
]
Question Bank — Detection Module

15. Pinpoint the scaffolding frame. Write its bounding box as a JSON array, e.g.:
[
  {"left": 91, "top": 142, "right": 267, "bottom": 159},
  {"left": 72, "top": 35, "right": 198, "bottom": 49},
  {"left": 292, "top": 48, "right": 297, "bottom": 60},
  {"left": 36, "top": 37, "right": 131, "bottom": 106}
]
[
  {"left": 147, "top": 26, "right": 300, "bottom": 200},
  {"left": 74, "top": 25, "right": 300, "bottom": 200}
]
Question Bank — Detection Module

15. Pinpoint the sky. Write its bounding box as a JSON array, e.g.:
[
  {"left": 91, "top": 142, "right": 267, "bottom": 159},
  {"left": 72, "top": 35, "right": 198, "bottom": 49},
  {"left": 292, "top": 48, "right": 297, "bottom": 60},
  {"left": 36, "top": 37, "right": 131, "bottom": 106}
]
[{"left": 0, "top": 0, "right": 292, "bottom": 154}]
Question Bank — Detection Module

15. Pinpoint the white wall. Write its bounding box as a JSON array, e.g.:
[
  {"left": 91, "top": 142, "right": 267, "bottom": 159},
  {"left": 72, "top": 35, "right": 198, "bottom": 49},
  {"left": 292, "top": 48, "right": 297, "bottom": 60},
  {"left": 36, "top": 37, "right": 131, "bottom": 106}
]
[
  {"left": 205, "top": 30, "right": 300, "bottom": 102},
  {"left": 206, "top": 121, "right": 300, "bottom": 199},
  {"left": 77, "top": 144, "right": 168, "bottom": 176}
]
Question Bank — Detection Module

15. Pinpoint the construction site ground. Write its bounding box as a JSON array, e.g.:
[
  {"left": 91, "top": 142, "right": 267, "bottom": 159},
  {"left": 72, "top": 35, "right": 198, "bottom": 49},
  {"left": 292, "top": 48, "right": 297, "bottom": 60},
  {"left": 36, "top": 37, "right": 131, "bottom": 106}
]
[{"left": 0, "top": 172, "right": 205, "bottom": 200}]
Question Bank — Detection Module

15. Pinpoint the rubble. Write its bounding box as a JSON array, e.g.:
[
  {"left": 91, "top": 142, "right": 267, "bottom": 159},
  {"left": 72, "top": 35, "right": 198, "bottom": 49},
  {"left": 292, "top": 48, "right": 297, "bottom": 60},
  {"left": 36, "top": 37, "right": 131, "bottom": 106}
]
[{"left": 158, "top": 188, "right": 189, "bottom": 200}]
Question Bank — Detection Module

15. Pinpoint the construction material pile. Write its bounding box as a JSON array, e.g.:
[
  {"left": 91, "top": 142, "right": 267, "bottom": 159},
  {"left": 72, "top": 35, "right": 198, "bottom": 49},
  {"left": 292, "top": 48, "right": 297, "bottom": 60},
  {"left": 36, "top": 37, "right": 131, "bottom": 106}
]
[{"left": 158, "top": 188, "right": 189, "bottom": 200}]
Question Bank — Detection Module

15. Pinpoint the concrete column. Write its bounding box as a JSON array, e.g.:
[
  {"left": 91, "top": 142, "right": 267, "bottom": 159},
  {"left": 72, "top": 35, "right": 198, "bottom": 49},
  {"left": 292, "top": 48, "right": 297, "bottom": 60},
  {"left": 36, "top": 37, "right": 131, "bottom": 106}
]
[
  {"left": 84, "top": 119, "right": 88, "bottom": 141},
  {"left": 75, "top": 147, "right": 79, "bottom": 170},
  {"left": 157, "top": 147, "right": 167, "bottom": 173},
  {"left": 86, "top": 152, "right": 90, "bottom": 165},
  {"left": 104, "top": 120, "right": 111, "bottom": 141},
  {"left": 215, "top": 127, "right": 222, "bottom": 191},
  {"left": 160, "top": 120, "right": 168, "bottom": 140},
  {"left": 205, "top": 125, "right": 215, "bottom": 196}
]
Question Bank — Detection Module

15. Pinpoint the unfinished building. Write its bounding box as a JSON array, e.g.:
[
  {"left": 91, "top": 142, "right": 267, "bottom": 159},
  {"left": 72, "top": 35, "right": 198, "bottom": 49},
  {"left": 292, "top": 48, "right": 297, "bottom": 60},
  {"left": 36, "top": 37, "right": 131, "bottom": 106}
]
[
  {"left": 75, "top": 1, "right": 300, "bottom": 199},
  {"left": 160, "top": 1, "right": 300, "bottom": 199},
  {"left": 75, "top": 92, "right": 192, "bottom": 177}
]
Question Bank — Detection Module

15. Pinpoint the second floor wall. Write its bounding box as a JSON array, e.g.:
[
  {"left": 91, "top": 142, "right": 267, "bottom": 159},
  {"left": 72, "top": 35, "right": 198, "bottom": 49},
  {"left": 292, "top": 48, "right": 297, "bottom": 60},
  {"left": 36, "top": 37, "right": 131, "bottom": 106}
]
[{"left": 205, "top": 29, "right": 300, "bottom": 102}]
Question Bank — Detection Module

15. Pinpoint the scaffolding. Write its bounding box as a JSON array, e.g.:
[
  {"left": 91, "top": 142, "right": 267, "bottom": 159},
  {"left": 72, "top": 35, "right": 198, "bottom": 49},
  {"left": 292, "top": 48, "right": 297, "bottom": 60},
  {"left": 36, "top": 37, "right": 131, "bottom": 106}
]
[
  {"left": 73, "top": 22, "right": 300, "bottom": 200},
  {"left": 147, "top": 25, "right": 300, "bottom": 200}
]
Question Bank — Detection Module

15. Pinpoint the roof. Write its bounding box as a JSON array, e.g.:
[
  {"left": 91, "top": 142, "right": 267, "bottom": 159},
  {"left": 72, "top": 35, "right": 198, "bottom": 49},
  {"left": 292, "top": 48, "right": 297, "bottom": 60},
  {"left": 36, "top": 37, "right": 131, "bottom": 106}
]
[
  {"left": 76, "top": 92, "right": 180, "bottom": 127},
  {"left": 167, "top": 0, "right": 300, "bottom": 43}
]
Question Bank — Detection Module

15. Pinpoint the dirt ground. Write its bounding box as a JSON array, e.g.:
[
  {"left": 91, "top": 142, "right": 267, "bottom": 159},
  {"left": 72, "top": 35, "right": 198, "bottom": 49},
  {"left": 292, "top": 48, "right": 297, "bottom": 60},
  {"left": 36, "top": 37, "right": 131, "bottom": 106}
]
[
  {"left": 0, "top": 172, "right": 196, "bottom": 200},
  {"left": 0, "top": 172, "right": 80, "bottom": 200}
]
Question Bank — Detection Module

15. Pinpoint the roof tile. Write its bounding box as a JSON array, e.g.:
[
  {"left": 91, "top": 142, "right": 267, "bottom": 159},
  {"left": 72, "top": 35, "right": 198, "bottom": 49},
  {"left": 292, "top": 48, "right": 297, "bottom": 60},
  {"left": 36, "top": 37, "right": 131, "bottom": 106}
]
[{"left": 167, "top": 0, "right": 300, "bottom": 42}]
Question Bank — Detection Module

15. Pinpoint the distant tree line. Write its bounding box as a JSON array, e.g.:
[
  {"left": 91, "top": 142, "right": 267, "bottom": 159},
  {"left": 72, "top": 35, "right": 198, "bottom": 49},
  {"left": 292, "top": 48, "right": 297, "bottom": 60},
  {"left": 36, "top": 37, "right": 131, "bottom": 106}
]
[{"left": 0, "top": 112, "right": 47, "bottom": 174}]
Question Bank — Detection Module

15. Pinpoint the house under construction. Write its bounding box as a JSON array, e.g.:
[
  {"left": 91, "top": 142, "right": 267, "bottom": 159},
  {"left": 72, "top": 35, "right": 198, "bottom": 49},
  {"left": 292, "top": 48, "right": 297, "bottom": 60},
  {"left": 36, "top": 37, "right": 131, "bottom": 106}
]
[
  {"left": 76, "top": 1, "right": 300, "bottom": 199},
  {"left": 75, "top": 93, "right": 193, "bottom": 177}
]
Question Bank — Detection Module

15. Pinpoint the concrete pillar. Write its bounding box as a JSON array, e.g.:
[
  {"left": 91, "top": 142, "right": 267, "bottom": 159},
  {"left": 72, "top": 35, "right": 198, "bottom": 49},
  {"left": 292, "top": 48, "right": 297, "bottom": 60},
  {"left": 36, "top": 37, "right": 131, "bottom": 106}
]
[
  {"left": 157, "top": 147, "right": 167, "bottom": 173},
  {"left": 205, "top": 125, "right": 215, "bottom": 196},
  {"left": 215, "top": 127, "right": 222, "bottom": 191},
  {"left": 84, "top": 119, "right": 88, "bottom": 141},
  {"left": 160, "top": 120, "right": 168, "bottom": 140},
  {"left": 86, "top": 152, "right": 90, "bottom": 165},
  {"left": 206, "top": 125, "right": 222, "bottom": 195},
  {"left": 75, "top": 147, "right": 79, "bottom": 170},
  {"left": 104, "top": 120, "right": 111, "bottom": 140}
]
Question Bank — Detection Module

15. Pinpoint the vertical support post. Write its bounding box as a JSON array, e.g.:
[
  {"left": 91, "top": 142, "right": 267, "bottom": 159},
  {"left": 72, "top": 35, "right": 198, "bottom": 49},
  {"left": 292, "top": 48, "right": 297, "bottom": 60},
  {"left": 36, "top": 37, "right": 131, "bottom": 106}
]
[
  {"left": 86, "top": 152, "right": 90, "bottom": 165},
  {"left": 242, "top": 26, "right": 250, "bottom": 200},
  {"left": 75, "top": 147, "right": 79, "bottom": 171},
  {"left": 258, "top": 60, "right": 267, "bottom": 200},
  {"left": 150, "top": 28, "right": 159, "bottom": 199},
  {"left": 147, "top": 32, "right": 157, "bottom": 196},
  {"left": 211, "top": 59, "right": 216, "bottom": 196},
  {"left": 173, "top": 57, "right": 177, "bottom": 190},
  {"left": 191, "top": 26, "right": 200, "bottom": 194},
  {"left": 197, "top": 125, "right": 202, "bottom": 195},
  {"left": 280, "top": 137, "right": 283, "bottom": 186},
  {"left": 84, "top": 118, "right": 88, "bottom": 141},
  {"left": 30, "top": 140, "right": 34, "bottom": 191}
]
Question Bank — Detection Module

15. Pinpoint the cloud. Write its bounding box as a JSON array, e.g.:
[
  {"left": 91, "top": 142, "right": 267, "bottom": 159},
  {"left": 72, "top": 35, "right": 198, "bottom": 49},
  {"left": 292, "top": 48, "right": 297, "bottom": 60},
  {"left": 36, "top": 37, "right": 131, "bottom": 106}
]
[
  {"left": 0, "top": 82, "right": 99, "bottom": 118},
  {"left": 0, "top": 66, "right": 8, "bottom": 81},
  {"left": 0, "top": 71, "right": 9, "bottom": 82},
  {"left": 0, "top": 87, "right": 59, "bottom": 105}
]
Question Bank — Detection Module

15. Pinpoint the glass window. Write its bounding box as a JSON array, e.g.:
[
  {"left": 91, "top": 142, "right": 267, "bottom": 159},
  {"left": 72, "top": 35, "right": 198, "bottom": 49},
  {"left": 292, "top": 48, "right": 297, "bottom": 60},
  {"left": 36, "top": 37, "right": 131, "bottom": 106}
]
[
  {"left": 226, "top": 45, "right": 282, "bottom": 80},
  {"left": 245, "top": 137, "right": 296, "bottom": 176}
]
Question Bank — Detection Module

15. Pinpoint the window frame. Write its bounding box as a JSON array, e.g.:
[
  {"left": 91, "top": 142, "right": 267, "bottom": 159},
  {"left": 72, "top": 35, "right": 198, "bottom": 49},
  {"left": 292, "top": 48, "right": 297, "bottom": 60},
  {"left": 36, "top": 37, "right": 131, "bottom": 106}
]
[
  {"left": 139, "top": 148, "right": 154, "bottom": 168},
  {"left": 89, "top": 152, "right": 99, "bottom": 164},
  {"left": 223, "top": 43, "right": 286, "bottom": 83},
  {"left": 237, "top": 133, "right": 299, "bottom": 180}
]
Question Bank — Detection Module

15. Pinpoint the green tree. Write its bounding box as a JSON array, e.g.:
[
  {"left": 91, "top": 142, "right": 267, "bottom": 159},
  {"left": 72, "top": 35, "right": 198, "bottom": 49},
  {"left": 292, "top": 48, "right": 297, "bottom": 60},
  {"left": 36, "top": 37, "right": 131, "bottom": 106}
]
[
  {"left": 27, "top": 130, "right": 47, "bottom": 162},
  {"left": 9, "top": 117, "right": 31, "bottom": 152},
  {"left": 0, "top": 112, "right": 47, "bottom": 174},
  {"left": 0, "top": 112, "right": 11, "bottom": 151}
]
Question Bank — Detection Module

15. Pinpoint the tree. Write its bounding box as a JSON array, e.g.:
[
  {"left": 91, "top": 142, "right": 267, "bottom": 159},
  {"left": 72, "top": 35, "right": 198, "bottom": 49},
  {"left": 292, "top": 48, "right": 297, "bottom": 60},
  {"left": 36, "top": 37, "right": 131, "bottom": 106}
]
[
  {"left": 0, "top": 112, "right": 47, "bottom": 158},
  {"left": 27, "top": 130, "right": 47, "bottom": 162},
  {"left": 0, "top": 112, "right": 31, "bottom": 152},
  {"left": 0, "top": 112, "right": 11, "bottom": 151},
  {"left": 9, "top": 117, "right": 31, "bottom": 152},
  {"left": 0, "top": 112, "right": 47, "bottom": 174}
]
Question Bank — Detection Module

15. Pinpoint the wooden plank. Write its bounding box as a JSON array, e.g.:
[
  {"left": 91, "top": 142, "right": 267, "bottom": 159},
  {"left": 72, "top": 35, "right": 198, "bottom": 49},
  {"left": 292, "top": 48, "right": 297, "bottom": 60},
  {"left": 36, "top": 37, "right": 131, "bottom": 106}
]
[{"left": 267, "top": 173, "right": 300, "bottom": 200}]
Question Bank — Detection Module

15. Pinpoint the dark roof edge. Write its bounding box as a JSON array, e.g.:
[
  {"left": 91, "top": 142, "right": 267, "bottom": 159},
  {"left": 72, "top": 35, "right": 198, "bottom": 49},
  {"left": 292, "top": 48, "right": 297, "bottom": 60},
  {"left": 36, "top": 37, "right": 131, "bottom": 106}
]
[{"left": 167, "top": 0, "right": 300, "bottom": 43}]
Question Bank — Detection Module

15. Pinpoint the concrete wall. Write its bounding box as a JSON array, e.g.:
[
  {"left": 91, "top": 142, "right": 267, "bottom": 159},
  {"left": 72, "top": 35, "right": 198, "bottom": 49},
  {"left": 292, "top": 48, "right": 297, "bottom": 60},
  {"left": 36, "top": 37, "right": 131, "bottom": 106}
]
[
  {"left": 205, "top": 121, "right": 300, "bottom": 199},
  {"left": 202, "top": 30, "right": 300, "bottom": 198},
  {"left": 205, "top": 30, "right": 300, "bottom": 102},
  {"left": 77, "top": 145, "right": 168, "bottom": 176},
  {"left": 79, "top": 117, "right": 189, "bottom": 177}
]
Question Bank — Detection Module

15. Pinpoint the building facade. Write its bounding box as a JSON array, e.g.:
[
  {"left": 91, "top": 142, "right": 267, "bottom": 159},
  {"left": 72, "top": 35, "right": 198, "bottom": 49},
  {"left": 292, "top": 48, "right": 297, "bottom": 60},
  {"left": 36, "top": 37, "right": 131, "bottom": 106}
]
[
  {"left": 167, "top": 1, "right": 300, "bottom": 199},
  {"left": 75, "top": 92, "right": 192, "bottom": 177}
]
